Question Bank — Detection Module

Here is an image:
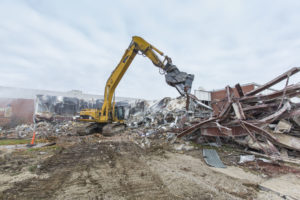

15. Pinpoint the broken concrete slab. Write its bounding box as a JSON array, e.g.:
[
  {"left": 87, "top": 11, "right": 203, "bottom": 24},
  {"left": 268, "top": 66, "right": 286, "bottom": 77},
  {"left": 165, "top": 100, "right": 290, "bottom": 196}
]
[{"left": 274, "top": 120, "right": 292, "bottom": 133}]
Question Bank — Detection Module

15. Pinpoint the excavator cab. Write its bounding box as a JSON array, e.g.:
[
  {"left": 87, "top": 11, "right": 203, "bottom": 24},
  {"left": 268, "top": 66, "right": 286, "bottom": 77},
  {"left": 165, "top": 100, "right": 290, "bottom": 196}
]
[{"left": 115, "top": 105, "right": 125, "bottom": 121}]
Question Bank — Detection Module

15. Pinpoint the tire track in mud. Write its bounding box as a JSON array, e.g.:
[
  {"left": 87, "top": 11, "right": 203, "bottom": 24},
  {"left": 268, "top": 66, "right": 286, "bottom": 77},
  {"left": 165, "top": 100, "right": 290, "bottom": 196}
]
[{"left": 1, "top": 141, "right": 178, "bottom": 200}]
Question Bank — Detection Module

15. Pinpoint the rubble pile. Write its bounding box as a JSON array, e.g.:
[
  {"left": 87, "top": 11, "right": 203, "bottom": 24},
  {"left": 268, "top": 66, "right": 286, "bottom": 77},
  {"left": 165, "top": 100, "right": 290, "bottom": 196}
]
[
  {"left": 0, "top": 121, "right": 83, "bottom": 139},
  {"left": 178, "top": 67, "right": 300, "bottom": 158},
  {"left": 126, "top": 96, "right": 212, "bottom": 136}
]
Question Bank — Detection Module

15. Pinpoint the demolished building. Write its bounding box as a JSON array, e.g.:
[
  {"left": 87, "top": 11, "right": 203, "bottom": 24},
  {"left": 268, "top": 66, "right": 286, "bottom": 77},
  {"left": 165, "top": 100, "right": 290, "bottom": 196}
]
[{"left": 177, "top": 67, "right": 300, "bottom": 159}]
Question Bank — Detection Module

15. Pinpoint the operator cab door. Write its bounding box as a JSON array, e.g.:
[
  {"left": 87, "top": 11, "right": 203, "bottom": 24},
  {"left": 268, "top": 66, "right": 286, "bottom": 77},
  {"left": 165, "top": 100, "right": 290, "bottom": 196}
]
[{"left": 115, "top": 106, "right": 125, "bottom": 120}]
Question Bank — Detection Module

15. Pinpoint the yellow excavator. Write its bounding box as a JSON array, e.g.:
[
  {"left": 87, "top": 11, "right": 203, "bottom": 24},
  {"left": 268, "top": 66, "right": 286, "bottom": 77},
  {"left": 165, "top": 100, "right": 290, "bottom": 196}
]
[{"left": 79, "top": 36, "right": 194, "bottom": 135}]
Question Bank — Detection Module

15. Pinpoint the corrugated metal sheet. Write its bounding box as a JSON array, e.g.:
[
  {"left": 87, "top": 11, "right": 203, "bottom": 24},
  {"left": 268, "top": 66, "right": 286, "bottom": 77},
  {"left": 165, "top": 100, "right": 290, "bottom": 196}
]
[{"left": 203, "top": 149, "right": 226, "bottom": 168}]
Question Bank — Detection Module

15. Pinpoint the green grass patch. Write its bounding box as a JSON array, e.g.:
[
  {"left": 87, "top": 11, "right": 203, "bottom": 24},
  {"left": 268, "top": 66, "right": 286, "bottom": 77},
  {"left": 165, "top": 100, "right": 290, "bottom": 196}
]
[
  {"left": 28, "top": 165, "right": 37, "bottom": 172},
  {"left": 190, "top": 142, "right": 218, "bottom": 150},
  {"left": 0, "top": 139, "right": 47, "bottom": 145},
  {"left": 26, "top": 145, "right": 61, "bottom": 152},
  {"left": 0, "top": 139, "right": 30, "bottom": 145}
]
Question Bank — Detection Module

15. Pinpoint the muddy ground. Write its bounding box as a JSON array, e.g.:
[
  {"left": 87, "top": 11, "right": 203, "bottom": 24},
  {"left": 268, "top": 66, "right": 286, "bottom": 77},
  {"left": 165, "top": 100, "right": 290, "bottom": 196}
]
[{"left": 0, "top": 133, "right": 299, "bottom": 200}]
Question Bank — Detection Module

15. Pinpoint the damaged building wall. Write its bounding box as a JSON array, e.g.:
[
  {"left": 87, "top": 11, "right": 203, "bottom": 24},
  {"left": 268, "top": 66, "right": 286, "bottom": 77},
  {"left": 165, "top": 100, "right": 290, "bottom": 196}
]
[
  {"left": 0, "top": 98, "right": 34, "bottom": 127},
  {"left": 0, "top": 86, "right": 138, "bottom": 126},
  {"left": 127, "top": 96, "right": 212, "bottom": 130},
  {"left": 35, "top": 95, "right": 132, "bottom": 122},
  {"left": 211, "top": 84, "right": 255, "bottom": 115}
]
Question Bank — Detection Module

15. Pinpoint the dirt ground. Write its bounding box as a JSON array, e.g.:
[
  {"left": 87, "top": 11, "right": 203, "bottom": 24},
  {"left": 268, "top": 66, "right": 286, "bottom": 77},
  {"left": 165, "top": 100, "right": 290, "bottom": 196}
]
[{"left": 0, "top": 133, "right": 299, "bottom": 200}]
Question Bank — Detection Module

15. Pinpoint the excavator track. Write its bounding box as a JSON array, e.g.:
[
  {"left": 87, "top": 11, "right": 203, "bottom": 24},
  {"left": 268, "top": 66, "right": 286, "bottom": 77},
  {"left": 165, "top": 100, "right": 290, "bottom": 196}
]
[
  {"left": 76, "top": 122, "right": 104, "bottom": 136},
  {"left": 76, "top": 122, "right": 125, "bottom": 136},
  {"left": 102, "top": 123, "right": 126, "bottom": 136}
]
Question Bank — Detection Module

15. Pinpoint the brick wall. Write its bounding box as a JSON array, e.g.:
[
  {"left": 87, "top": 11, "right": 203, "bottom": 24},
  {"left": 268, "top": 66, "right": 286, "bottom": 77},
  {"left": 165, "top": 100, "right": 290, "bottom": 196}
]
[
  {"left": 0, "top": 98, "right": 34, "bottom": 127},
  {"left": 211, "top": 84, "right": 254, "bottom": 115}
]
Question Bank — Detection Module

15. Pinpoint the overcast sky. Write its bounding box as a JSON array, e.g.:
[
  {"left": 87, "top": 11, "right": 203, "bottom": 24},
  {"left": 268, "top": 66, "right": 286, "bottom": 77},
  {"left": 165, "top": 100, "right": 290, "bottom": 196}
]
[{"left": 1, "top": 0, "right": 300, "bottom": 100}]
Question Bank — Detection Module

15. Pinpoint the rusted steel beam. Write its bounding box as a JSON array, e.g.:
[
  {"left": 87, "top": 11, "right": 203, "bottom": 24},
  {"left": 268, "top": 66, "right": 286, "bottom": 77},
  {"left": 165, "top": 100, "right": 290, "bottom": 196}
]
[
  {"left": 226, "top": 86, "right": 233, "bottom": 102},
  {"left": 218, "top": 101, "right": 232, "bottom": 119},
  {"left": 259, "top": 102, "right": 291, "bottom": 123},
  {"left": 200, "top": 125, "right": 248, "bottom": 137},
  {"left": 245, "top": 67, "right": 300, "bottom": 96},
  {"left": 235, "top": 83, "right": 244, "bottom": 97},
  {"left": 242, "top": 103, "right": 278, "bottom": 112},
  {"left": 281, "top": 107, "right": 300, "bottom": 119},
  {"left": 232, "top": 101, "right": 245, "bottom": 120},
  {"left": 240, "top": 121, "right": 278, "bottom": 142},
  {"left": 186, "top": 92, "right": 190, "bottom": 111},
  {"left": 240, "top": 84, "right": 300, "bottom": 103},
  {"left": 177, "top": 117, "right": 217, "bottom": 138},
  {"left": 217, "top": 86, "right": 234, "bottom": 120}
]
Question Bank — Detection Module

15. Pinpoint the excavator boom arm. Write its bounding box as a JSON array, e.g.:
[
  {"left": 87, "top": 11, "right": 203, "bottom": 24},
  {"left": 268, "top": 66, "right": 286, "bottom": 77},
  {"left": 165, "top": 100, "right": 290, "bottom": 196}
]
[{"left": 100, "top": 36, "right": 194, "bottom": 121}]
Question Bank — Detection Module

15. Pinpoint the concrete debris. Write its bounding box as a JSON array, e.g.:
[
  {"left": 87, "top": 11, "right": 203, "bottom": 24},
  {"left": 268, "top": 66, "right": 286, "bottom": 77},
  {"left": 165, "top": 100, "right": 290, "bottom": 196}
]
[
  {"left": 275, "top": 120, "right": 292, "bottom": 133},
  {"left": 173, "top": 143, "right": 195, "bottom": 151},
  {"left": 0, "top": 121, "right": 86, "bottom": 139},
  {"left": 239, "top": 155, "right": 255, "bottom": 164},
  {"left": 127, "top": 96, "right": 212, "bottom": 129}
]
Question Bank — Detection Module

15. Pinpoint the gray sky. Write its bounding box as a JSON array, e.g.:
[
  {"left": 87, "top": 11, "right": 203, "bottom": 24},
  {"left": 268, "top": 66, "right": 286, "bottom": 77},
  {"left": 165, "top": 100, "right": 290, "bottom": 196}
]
[{"left": 1, "top": 0, "right": 300, "bottom": 100}]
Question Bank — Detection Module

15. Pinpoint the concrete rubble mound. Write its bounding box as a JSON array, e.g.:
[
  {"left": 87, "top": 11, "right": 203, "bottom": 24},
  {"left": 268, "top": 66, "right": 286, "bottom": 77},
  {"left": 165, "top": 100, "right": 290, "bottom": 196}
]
[
  {"left": 0, "top": 121, "right": 85, "bottom": 139},
  {"left": 126, "top": 96, "right": 212, "bottom": 136}
]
